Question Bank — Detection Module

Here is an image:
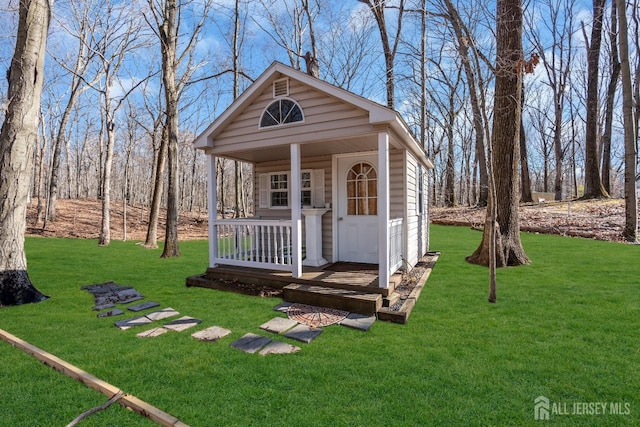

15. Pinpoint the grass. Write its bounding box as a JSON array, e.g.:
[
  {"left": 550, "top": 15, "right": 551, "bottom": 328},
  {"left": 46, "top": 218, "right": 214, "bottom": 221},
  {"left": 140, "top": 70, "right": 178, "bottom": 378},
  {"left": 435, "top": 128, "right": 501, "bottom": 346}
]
[{"left": 0, "top": 226, "right": 638, "bottom": 426}]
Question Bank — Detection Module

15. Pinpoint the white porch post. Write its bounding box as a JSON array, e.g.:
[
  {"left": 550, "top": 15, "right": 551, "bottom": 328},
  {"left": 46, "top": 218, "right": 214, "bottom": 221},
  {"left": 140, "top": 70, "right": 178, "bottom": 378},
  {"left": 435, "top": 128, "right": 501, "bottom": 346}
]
[
  {"left": 291, "top": 143, "right": 303, "bottom": 278},
  {"left": 378, "top": 132, "right": 390, "bottom": 289},
  {"left": 207, "top": 153, "right": 218, "bottom": 268}
]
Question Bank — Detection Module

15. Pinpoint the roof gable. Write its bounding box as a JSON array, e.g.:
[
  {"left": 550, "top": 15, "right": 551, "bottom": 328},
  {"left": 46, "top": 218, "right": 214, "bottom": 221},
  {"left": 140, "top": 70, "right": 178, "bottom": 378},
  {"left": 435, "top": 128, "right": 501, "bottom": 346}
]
[
  {"left": 194, "top": 62, "right": 397, "bottom": 149},
  {"left": 193, "top": 62, "right": 432, "bottom": 169}
]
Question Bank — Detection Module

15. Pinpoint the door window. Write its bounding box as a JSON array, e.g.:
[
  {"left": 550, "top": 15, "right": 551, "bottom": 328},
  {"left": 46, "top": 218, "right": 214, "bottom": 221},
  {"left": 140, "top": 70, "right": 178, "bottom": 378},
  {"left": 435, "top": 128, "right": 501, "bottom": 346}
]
[{"left": 346, "top": 162, "right": 377, "bottom": 215}]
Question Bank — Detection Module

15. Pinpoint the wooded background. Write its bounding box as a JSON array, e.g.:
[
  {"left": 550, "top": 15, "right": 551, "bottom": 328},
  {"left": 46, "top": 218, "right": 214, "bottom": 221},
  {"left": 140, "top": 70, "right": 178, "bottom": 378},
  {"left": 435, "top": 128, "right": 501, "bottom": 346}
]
[{"left": 0, "top": 0, "right": 638, "bottom": 237}]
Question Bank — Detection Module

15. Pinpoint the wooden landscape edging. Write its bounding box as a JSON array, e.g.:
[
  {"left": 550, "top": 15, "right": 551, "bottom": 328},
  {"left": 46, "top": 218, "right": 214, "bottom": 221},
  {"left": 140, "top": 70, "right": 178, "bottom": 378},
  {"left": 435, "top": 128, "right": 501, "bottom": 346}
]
[
  {"left": 377, "top": 252, "right": 440, "bottom": 324},
  {"left": 0, "top": 328, "right": 189, "bottom": 427}
]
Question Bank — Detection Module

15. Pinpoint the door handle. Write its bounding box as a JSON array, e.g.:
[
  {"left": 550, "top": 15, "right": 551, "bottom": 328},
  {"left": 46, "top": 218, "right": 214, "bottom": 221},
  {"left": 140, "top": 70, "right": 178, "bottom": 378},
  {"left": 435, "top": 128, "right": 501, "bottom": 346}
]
[{"left": 338, "top": 217, "right": 343, "bottom": 221}]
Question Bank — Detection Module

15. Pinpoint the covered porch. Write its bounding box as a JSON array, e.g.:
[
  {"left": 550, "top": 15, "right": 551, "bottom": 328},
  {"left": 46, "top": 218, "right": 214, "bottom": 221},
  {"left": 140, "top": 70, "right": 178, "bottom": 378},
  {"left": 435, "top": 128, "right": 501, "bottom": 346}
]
[{"left": 206, "top": 127, "right": 405, "bottom": 292}]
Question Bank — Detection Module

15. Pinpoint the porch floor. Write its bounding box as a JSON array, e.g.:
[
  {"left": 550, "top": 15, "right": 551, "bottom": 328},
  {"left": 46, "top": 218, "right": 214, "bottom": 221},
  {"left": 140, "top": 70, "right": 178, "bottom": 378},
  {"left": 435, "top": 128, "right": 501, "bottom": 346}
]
[{"left": 187, "top": 263, "right": 401, "bottom": 297}]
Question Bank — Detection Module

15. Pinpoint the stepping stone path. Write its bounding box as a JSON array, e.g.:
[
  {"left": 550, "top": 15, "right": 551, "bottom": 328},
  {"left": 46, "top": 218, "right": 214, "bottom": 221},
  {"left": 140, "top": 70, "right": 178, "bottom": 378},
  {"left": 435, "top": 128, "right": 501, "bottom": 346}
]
[{"left": 86, "top": 281, "right": 375, "bottom": 355}]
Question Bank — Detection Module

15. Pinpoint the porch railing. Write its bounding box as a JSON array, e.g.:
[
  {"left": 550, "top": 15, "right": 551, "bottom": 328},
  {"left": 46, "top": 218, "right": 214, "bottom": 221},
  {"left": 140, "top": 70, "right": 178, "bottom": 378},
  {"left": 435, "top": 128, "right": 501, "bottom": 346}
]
[
  {"left": 214, "top": 219, "right": 293, "bottom": 271},
  {"left": 389, "top": 217, "right": 404, "bottom": 273}
]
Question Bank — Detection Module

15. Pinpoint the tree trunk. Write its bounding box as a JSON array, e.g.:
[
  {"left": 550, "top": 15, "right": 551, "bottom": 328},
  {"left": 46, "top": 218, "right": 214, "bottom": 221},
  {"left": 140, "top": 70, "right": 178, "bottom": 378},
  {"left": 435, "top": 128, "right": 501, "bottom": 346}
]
[
  {"left": 553, "top": 86, "right": 564, "bottom": 201},
  {"left": 160, "top": 0, "right": 180, "bottom": 258},
  {"left": 98, "top": 115, "right": 115, "bottom": 246},
  {"left": 444, "top": 118, "right": 456, "bottom": 207},
  {"left": 615, "top": 0, "right": 638, "bottom": 241},
  {"left": 583, "top": 0, "right": 609, "bottom": 199},
  {"left": 144, "top": 128, "right": 167, "bottom": 248},
  {"left": 48, "top": 70, "right": 83, "bottom": 222},
  {"left": 520, "top": 81, "right": 533, "bottom": 203},
  {"left": 520, "top": 115, "right": 533, "bottom": 203},
  {"left": 0, "top": 0, "right": 51, "bottom": 306},
  {"left": 467, "top": 0, "right": 530, "bottom": 268},
  {"left": 601, "top": 1, "right": 621, "bottom": 194}
]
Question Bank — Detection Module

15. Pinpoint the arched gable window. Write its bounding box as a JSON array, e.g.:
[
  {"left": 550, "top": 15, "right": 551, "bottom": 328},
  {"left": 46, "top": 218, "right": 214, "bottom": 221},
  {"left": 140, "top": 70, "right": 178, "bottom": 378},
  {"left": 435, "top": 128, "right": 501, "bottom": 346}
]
[{"left": 259, "top": 98, "right": 304, "bottom": 128}]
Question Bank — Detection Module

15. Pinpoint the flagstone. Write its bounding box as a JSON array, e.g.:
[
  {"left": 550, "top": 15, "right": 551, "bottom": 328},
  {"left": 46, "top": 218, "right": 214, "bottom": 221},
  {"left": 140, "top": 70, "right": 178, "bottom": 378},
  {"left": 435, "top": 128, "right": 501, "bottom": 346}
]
[
  {"left": 163, "top": 316, "right": 202, "bottom": 332},
  {"left": 259, "top": 340, "right": 301, "bottom": 355},
  {"left": 136, "top": 327, "right": 169, "bottom": 338},
  {"left": 283, "top": 324, "right": 323, "bottom": 344},
  {"left": 97, "top": 308, "right": 124, "bottom": 318},
  {"left": 339, "top": 313, "right": 376, "bottom": 331},
  {"left": 192, "top": 326, "right": 232, "bottom": 342},
  {"left": 273, "top": 302, "right": 293, "bottom": 313},
  {"left": 260, "top": 317, "right": 298, "bottom": 334},
  {"left": 145, "top": 307, "right": 179, "bottom": 321},
  {"left": 128, "top": 301, "right": 160, "bottom": 312},
  {"left": 115, "top": 316, "right": 153, "bottom": 330},
  {"left": 230, "top": 333, "right": 272, "bottom": 354}
]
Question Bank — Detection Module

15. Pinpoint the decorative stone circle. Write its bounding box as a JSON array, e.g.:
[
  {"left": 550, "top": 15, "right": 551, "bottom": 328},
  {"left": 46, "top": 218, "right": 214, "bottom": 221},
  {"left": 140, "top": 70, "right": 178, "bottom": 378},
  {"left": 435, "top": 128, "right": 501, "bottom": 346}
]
[{"left": 287, "top": 303, "right": 349, "bottom": 328}]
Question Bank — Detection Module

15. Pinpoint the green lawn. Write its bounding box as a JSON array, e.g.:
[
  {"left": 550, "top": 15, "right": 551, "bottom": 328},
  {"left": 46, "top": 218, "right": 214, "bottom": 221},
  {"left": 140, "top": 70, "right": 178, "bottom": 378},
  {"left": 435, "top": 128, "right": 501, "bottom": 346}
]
[{"left": 0, "top": 225, "right": 638, "bottom": 426}]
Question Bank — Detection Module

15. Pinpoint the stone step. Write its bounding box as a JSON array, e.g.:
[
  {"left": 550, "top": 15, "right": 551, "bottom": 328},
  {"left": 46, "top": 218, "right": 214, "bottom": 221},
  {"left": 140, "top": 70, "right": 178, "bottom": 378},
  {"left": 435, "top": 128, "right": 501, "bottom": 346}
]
[{"left": 283, "top": 283, "right": 382, "bottom": 315}]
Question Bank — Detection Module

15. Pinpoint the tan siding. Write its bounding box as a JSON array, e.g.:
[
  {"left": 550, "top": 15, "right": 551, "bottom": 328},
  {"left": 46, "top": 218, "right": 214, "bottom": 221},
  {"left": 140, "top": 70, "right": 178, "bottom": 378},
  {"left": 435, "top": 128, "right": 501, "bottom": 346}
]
[
  {"left": 389, "top": 151, "right": 404, "bottom": 219},
  {"left": 214, "top": 77, "right": 372, "bottom": 148},
  {"left": 405, "top": 153, "right": 421, "bottom": 268}
]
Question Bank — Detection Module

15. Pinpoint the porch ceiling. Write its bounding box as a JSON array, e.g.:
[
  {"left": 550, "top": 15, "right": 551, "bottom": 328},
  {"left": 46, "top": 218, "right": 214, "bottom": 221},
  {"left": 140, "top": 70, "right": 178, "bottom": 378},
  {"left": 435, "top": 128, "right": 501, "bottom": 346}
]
[{"left": 211, "top": 134, "right": 402, "bottom": 163}]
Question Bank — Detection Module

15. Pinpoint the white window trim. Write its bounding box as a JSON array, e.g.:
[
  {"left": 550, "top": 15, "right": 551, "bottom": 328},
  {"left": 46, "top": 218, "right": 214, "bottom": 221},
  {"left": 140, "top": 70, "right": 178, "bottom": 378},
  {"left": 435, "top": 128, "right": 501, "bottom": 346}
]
[
  {"left": 259, "top": 169, "right": 324, "bottom": 209},
  {"left": 258, "top": 97, "right": 305, "bottom": 129}
]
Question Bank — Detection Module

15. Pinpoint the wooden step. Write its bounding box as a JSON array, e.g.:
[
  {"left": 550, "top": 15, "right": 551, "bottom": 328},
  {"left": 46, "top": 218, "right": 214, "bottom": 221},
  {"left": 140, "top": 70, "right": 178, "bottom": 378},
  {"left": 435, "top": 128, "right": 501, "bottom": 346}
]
[{"left": 283, "top": 283, "right": 382, "bottom": 315}]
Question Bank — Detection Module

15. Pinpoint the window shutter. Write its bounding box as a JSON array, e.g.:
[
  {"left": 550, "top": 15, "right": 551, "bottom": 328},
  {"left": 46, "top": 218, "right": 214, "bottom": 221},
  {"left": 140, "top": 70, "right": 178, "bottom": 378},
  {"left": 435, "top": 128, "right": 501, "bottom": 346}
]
[
  {"left": 312, "top": 169, "right": 325, "bottom": 207},
  {"left": 259, "top": 174, "right": 269, "bottom": 208}
]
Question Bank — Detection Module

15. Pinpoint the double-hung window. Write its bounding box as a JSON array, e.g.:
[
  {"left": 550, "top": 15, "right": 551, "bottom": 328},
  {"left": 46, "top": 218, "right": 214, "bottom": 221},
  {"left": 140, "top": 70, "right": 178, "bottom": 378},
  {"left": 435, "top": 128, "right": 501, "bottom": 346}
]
[
  {"left": 270, "top": 173, "right": 289, "bottom": 207},
  {"left": 259, "top": 169, "right": 324, "bottom": 209}
]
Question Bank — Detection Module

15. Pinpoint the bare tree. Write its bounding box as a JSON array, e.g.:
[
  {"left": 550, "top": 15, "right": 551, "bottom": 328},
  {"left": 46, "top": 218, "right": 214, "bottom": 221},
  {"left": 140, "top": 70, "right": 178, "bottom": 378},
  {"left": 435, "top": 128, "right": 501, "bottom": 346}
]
[
  {"left": 615, "top": 0, "right": 638, "bottom": 241},
  {"left": 467, "top": 0, "right": 531, "bottom": 269},
  {"left": 526, "top": 0, "right": 574, "bottom": 201},
  {"left": 582, "top": 0, "right": 609, "bottom": 198},
  {"left": 425, "top": 48, "right": 464, "bottom": 207},
  {"left": 601, "top": 1, "right": 621, "bottom": 194},
  {"left": 46, "top": 0, "right": 97, "bottom": 221},
  {"left": 145, "top": 0, "right": 213, "bottom": 257},
  {"left": 357, "top": 0, "right": 405, "bottom": 108},
  {"left": 441, "top": 0, "right": 491, "bottom": 206},
  {"left": 0, "top": 0, "right": 51, "bottom": 306},
  {"left": 320, "top": 3, "right": 378, "bottom": 95}
]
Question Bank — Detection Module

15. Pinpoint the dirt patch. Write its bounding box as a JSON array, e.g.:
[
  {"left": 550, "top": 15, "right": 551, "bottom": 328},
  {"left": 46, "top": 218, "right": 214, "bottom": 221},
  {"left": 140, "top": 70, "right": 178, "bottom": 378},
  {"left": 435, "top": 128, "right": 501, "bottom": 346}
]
[
  {"left": 26, "top": 198, "right": 209, "bottom": 241},
  {"left": 431, "top": 198, "right": 638, "bottom": 243}
]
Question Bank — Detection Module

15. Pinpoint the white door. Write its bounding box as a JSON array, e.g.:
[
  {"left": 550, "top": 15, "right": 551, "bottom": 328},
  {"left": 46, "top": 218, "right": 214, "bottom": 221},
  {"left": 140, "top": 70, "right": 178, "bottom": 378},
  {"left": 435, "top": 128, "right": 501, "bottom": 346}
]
[{"left": 337, "top": 154, "right": 379, "bottom": 263}]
